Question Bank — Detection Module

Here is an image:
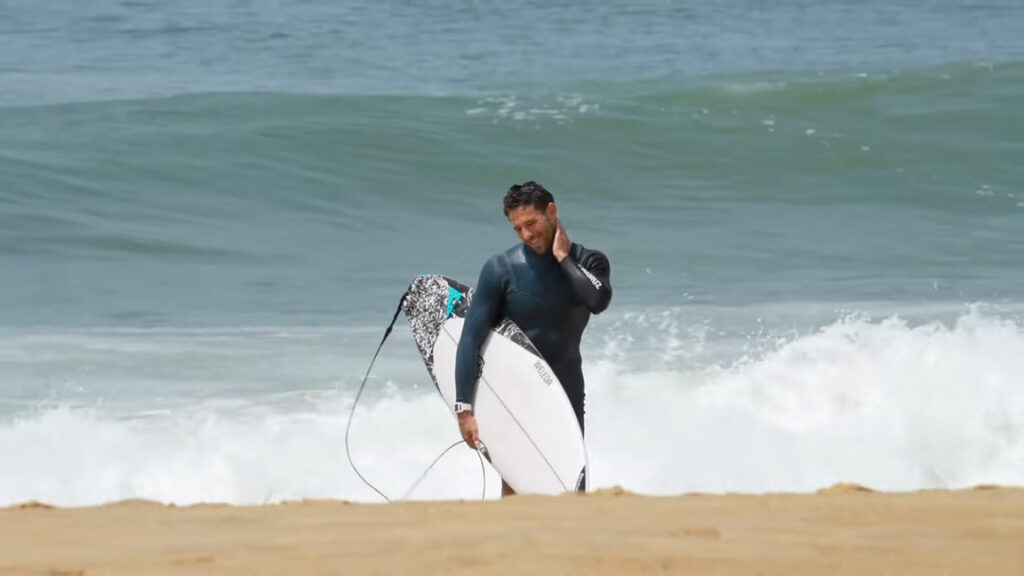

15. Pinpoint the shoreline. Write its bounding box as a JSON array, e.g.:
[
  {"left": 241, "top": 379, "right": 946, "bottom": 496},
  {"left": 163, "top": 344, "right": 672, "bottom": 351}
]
[{"left": 2, "top": 484, "right": 1021, "bottom": 575}]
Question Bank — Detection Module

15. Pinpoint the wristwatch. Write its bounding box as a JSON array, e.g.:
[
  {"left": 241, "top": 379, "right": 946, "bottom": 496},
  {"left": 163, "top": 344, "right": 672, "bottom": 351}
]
[{"left": 454, "top": 402, "right": 473, "bottom": 414}]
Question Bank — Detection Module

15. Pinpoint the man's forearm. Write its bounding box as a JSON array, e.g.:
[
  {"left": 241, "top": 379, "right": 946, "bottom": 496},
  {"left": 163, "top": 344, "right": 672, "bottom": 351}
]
[{"left": 560, "top": 255, "right": 612, "bottom": 313}]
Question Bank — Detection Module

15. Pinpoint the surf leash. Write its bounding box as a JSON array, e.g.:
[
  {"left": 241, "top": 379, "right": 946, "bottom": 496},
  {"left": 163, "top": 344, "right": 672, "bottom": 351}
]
[{"left": 343, "top": 289, "right": 488, "bottom": 502}]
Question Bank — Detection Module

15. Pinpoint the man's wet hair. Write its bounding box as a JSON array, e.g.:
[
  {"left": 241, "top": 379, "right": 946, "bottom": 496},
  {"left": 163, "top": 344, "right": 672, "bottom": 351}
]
[{"left": 503, "top": 181, "right": 554, "bottom": 217}]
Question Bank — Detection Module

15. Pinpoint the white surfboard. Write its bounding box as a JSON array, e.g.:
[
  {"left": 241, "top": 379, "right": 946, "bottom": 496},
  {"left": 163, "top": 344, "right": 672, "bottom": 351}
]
[{"left": 400, "top": 274, "right": 587, "bottom": 495}]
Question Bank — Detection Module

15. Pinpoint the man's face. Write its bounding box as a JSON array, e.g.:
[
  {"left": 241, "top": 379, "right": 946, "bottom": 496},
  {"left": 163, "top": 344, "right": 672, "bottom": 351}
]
[{"left": 507, "top": 203, "right": 556, "bottom": 256}]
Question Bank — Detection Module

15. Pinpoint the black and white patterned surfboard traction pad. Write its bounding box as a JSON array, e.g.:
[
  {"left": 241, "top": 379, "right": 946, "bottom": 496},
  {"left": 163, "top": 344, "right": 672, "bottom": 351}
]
[
  {"left": 400, "top": 274, "right": 540, "bottom": 390},
  {"left": 399, "top": 273, "right": 587, "bottom": 493}
]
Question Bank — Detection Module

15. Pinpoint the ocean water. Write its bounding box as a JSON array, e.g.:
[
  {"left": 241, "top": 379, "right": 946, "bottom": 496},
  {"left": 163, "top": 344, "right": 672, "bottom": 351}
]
[{"left": 2, "top": 0, "right": 1023, "bottom": 507}]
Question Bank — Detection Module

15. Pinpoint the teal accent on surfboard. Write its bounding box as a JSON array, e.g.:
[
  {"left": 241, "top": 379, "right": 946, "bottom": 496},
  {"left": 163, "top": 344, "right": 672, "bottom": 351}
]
[{"left": 446, "top": 286, "right": 465, "bottom": 318}]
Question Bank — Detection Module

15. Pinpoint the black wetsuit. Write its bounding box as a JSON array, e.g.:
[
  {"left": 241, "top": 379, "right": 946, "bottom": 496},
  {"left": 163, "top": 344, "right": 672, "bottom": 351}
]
[{"left": 454, "top": 241, "right": 613, "bottom": 435}]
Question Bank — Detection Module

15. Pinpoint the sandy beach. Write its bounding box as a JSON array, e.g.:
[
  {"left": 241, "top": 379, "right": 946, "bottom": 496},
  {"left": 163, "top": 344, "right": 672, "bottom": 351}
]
[{"left": 1, "top": 484, "right": 1020, "bottom": 576}]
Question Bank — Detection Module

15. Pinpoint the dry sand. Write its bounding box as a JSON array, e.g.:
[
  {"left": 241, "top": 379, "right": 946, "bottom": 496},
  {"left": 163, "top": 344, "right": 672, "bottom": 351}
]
[{"left": 2, "top": 484, "right": 1021, "bottom": 575}]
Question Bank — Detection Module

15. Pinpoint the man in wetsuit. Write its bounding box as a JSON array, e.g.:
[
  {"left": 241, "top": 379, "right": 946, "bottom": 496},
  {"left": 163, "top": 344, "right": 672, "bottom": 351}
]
[{"left": 453, "top": 181, "right": 613, "bottom": 497}]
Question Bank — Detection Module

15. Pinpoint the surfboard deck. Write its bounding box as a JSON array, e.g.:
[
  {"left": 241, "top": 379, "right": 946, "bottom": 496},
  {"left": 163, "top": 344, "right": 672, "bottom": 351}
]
[{"left": 401, "top": 274, "right": 587, "bottom": 495}]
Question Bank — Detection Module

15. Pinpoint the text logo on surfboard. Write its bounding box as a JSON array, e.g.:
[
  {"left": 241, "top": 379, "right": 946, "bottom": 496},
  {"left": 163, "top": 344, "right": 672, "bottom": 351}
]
[{"left": 533, "top": 360, "right": 553, "bottom": 385}]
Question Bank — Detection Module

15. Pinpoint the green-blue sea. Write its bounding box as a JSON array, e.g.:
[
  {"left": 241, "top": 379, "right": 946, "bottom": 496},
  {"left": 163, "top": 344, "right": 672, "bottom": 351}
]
[{"left": 2, "top": 0, "right": 1022, "bottom": 506}]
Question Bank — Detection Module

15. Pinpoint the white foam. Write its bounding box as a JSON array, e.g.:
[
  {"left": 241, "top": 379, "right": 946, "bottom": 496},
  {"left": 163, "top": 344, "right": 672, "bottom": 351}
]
[
  {"left": 1, "top": 308, "right": 1022, "bottom": 507},
  {"left": 467, "top": 93, "right": 600, "bottom": 123},
  {"left": 586, "top": 310, "right": 1024, "bottom": 494},
  {"left": 0, "top": 389, "right": 496, "bottom": 508}
]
